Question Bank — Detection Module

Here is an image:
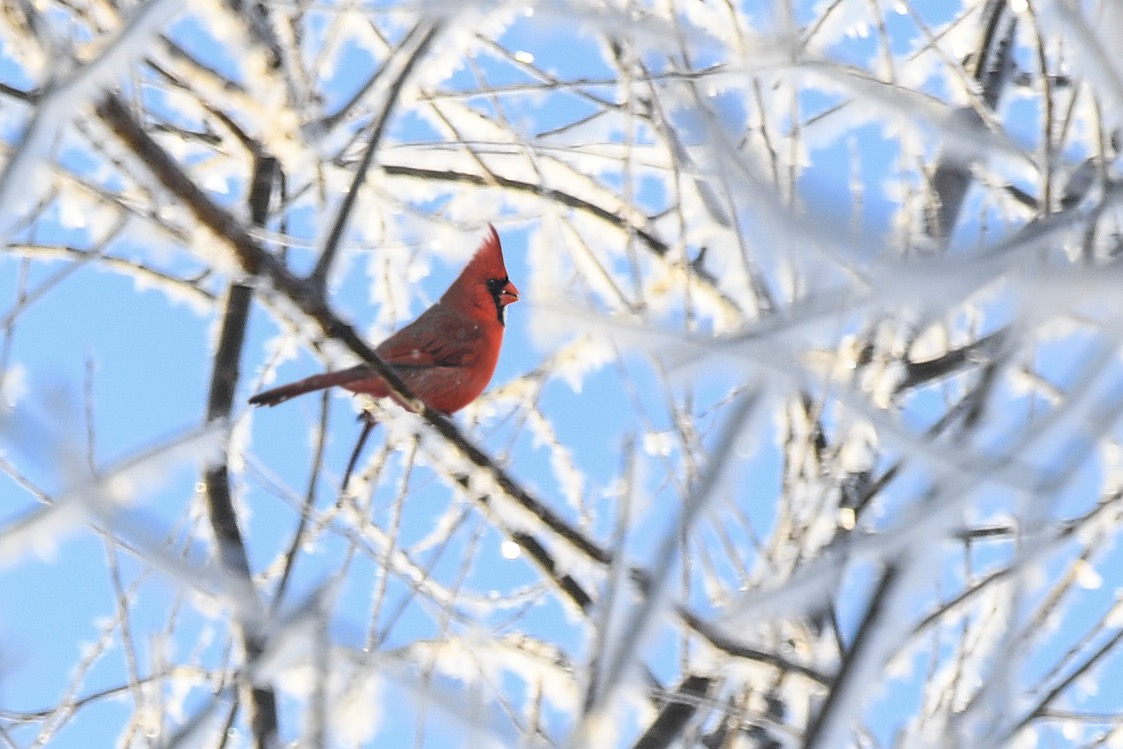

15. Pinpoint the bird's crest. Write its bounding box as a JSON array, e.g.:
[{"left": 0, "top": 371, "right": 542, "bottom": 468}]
[{"left": 458, "top": 224, "right": 507, "bottom": 282}]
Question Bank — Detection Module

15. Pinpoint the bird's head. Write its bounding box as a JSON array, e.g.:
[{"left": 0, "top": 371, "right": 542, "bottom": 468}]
[{"left": 443, "top": 225, "right": 520, "bottom": 325}]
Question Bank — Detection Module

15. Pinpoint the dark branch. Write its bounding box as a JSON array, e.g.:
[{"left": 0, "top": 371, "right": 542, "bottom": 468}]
[
  {"left": 381, "top": 163, "right": 669, "bottom": 255},
  {"left": 926, "top": 0, "right": 1016, "bottom": 242},
  {"left": 201, "top": 153, "right": 278, "bottom": 749},
  {"left": 804, "top": 565, "right": 902, "bottom": 749},
  {"left": 632, "top": 675, "right": 714, "bottom": 749}
]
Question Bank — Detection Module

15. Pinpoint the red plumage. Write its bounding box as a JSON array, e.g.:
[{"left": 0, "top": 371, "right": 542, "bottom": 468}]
[{"left": 249, "top": 225, "right": 519, "bottom": 414}]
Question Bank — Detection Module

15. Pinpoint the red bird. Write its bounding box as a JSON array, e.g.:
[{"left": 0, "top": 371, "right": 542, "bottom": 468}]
[{"left": 249, "top": 225, "right": 519, "bottom": 415}]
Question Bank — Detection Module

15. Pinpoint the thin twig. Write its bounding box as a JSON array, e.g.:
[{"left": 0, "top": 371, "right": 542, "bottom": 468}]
[{"left": 309, "top": 20, "right": 443, "bottom": 289}]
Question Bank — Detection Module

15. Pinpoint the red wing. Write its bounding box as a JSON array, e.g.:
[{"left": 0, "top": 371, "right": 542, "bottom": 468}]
[{"left": 375, "top": 311, "right": 481, "bottom": 370}]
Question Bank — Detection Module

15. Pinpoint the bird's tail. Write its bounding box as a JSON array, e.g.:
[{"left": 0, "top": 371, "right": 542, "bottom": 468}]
[{"left": 248, "top": 367, "right": 369, "bottom": 407}]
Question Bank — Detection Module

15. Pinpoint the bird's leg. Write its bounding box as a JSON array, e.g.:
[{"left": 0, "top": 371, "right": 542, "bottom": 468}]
[
  {"left": 340, "top": 409, "right": 450, "bottom": 496},
  {"left": 341, "top": 409, "right": 379, "bottom": 497}
]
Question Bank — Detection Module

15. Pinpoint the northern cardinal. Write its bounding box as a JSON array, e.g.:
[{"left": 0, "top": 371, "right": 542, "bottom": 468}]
[{"left": 249, "top": 225, "right": 519, "bottom": 416}]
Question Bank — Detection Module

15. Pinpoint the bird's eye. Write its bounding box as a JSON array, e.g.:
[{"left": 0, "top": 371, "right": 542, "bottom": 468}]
[{"left": 486, "top": 277, "right": 509, "bottom": 292}]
